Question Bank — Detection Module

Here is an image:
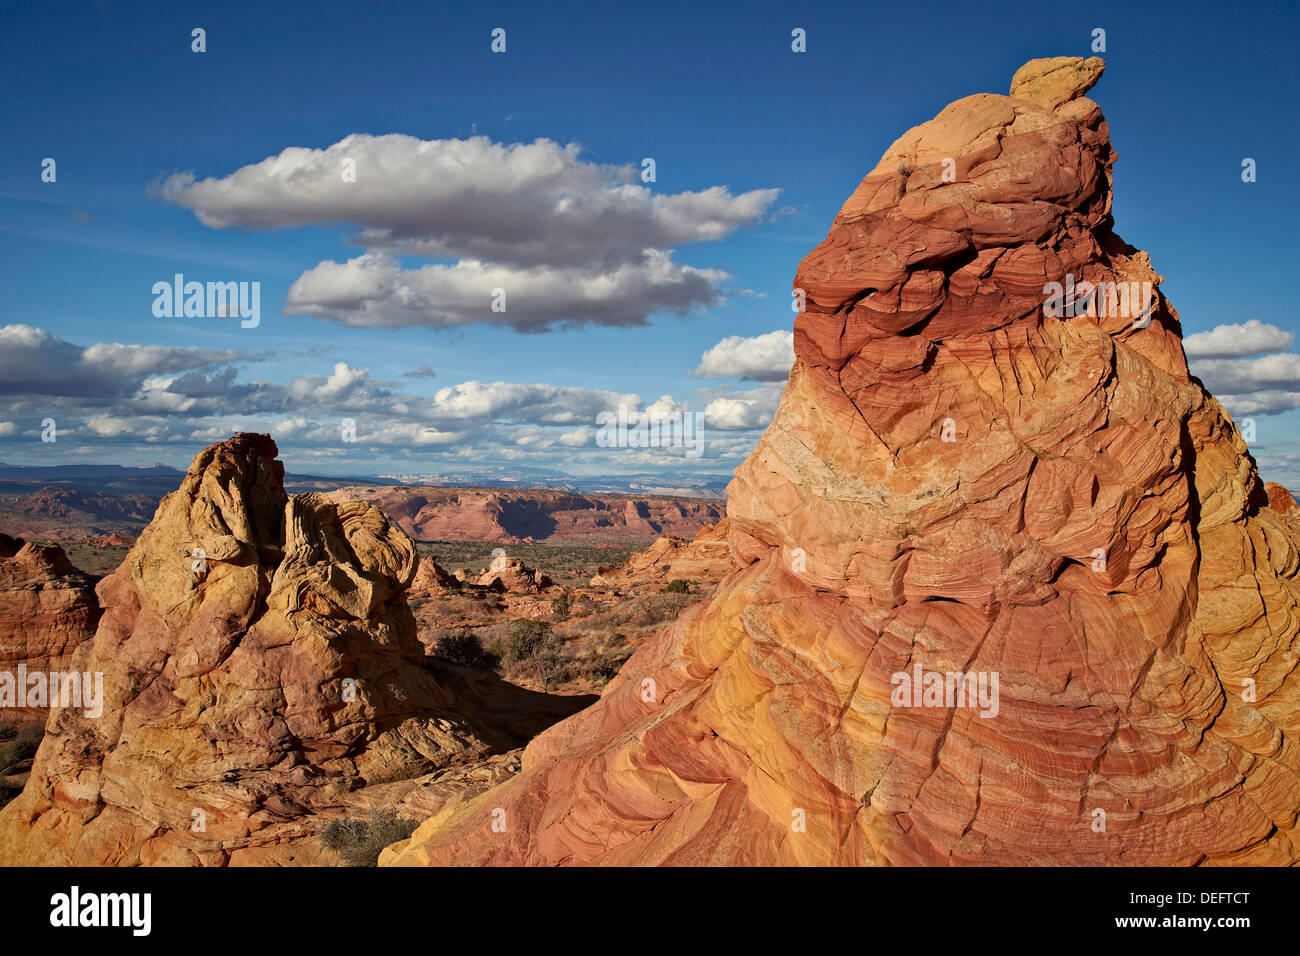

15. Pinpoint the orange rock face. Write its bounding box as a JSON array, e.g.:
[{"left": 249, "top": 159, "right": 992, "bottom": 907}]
[
  {"left": 0, "top": 434, "right": 513, "bottom": 865},
  {"left": 388, "top": 57, "right": 1300, "bottom": 867},
  {"left": 411, "top": 554, "right": 462, "bottom": 594},
  {"left": 1265, "top": 482, "right": 1298, "bottom": 516},
  {"left": 0, "top": 536, "right": 100, "bottom": 728}
]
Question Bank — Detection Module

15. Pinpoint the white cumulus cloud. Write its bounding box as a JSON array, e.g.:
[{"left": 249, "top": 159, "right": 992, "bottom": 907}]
[
  {"left": 695, "top": 329, "right": 795, "bottom": 381},
  {"left": 1184, "top": 320, "right": 1293, "bottom": 359},
  {"left": 159, "top": 134, "right": 777, "bottom": 333}
]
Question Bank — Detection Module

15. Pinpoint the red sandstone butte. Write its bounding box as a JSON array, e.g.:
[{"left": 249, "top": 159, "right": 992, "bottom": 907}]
[
  {"left": 386, "top": 57, "right": 1300, "bottom": 866},
  {"left": 0, "top": 535, "right": 100, "bottom": 728}
]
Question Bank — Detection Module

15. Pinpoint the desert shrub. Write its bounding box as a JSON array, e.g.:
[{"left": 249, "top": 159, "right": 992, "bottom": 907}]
[
  {"left": 597, "top": 631, "right": 628, "bottom": 653},
  {"left": 551, "top": 590, "right": 571, "bottom": 620},
  {"left": 432, "top": 630, "right": 500, "bottom": 669},
  {"left": 503, "top": 620, "right": 572, "bottom": 689},
  {"left": 562, "top": 592, "right": 693, "bottom": 638},
  {"left": 505, "top": 619, "right": 553, "bottom": 662},
  {"left": 661, "top": 579, "right": 691, "bottom": 594},
  {"left": 638, "top": 596, "right": 678, "bottom": 625},
  {"left": 321, "top": 810, "right": 419, "bottom": 867},
  {"left": 579, "top": 658, "right": 625, "bottom": 683},
  {"left": 544, "top": 655, "right": 574, "bottom": 685},
  {"left": 0, "top": 777, "right": 22, "bottom": 810},
  {"left": 0, "top": 724, "right": 43, "bottom": 773}
]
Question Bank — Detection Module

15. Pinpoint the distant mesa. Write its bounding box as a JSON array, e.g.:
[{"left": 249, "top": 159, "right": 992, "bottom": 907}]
[
  {"left": 327, "top": 485, "right": 723, "bottom": 546},
  {"left": 0, "top": 476, "right": 727, "bottom": 550}
]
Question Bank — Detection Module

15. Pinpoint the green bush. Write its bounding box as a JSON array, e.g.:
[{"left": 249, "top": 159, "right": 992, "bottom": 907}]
[
  {"left": 661, "top": 579, "right": 691, "bottom": 594},
  {"left": 432, "top": 630, "right": 500, "bottom": 669},
  {"left": 320, "top": 810, "right": 420, "bottom": 867}
]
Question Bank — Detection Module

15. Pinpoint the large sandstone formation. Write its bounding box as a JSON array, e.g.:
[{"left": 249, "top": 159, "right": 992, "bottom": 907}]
[
  {"left": 0, "top": 435, "right": 526, "bottom": 865},
  {"left": 387, "top": 57, "right": 1300, "bottom": 866},
  {"left": 0, "top": 535, "right": 101, "bottom": 728}
]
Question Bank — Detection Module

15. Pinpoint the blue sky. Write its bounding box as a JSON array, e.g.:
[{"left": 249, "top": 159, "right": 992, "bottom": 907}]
[{"left": 2, "top": 0, "right": 1298, "bottom": 486}]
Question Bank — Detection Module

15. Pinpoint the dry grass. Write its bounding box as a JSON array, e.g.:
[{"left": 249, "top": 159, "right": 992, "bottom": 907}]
[{"left": 320, "top": 810, "right": 420, "bottom": 866}]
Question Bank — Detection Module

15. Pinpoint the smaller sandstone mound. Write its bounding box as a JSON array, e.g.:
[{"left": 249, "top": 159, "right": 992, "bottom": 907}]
[
  {"left": 0, "top": 537, "right": 101, "bottom": 727},
  {"left": 1265, "top": 482, "right": 1299, "bottom": 516},
  {"left": 466, "top": 553, "right": 551, "bottom": 593},
  {"left": 590, "top": 518, "right": 733, "bottom": 592},
  {"left": 411, "top": 555, "right": 461, "bottom": 593}
]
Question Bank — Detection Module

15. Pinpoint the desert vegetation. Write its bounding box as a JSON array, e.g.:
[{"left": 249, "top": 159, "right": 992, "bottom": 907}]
[
  {"left": 320, "top": 810, "right": 420, "bottom": 867},
  {"left": 0, "top": 723, "right": 43, "bottom": 811},
  {"left": 407, "top": 538, "right": 714, "bottom": 694}
]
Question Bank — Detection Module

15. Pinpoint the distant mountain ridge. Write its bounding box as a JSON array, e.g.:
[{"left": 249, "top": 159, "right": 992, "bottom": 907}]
[
  {"left": 327, "top": 485, "right": 725, "bottom": 545},
  {"left": 0, "top": 462, "right": 728, "bottom": 498},
  {"left": 0, "top": 473, "right": 727, "bottom": 545}
]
